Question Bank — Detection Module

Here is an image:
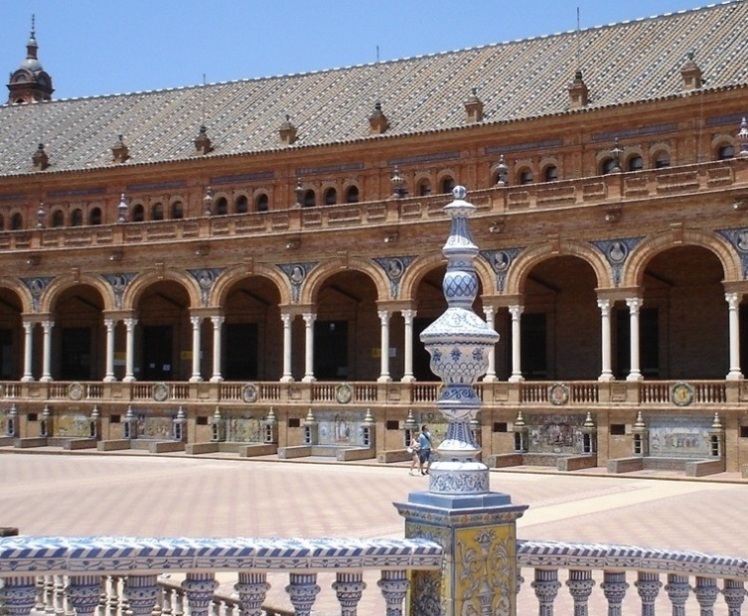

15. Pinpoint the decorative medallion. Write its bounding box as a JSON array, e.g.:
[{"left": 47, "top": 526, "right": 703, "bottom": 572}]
[
  {"left": 152, "top": 382, "right": 169, "bottom": 402},
  {"left": 548, "top": 383, "right": 570, "bottom": 406},
  {"left": 335, "top": 383, "right": 353, "bottom": 404},
  {"left": 242, "top": 383, "right": 258, "bottom": 404},
  {"left": 67, "top": 382, "right": 84, "bottom": 401},
  {"left": 671, "top": 382, "right": 694, "bottom": 407}
]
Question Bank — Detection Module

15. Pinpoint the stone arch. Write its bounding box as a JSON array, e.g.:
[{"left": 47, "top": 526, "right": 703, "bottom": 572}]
[
  {"left": 211, "top": 263, "right": 291, "bottom": 307},
  {"left": 39, "top": 273, "right": 115, "bottom": 313},
  {"left": 622, "top": 229, "right": 741, "bottom": 288},
  {"left": 399, "top": 252, "right": 446, "bottom": 302},
  {"left": 121, "top": 269, "right": 201, "bottom": 312},
  {"left": 0, "top": 278, "right": 33, "bottom": 314},
  {"left": 505, "top": 239, "right": 612, "bottom": 296},
  {"left": 300, "top": 257, "right": 390, "bottom": 305}
]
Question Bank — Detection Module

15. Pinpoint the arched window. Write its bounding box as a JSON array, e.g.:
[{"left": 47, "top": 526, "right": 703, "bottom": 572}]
[
  {"left": 89, "top": 208, "right": 102, "bottom": 225},
  {"left": 418, "top": 180, "right": 431, "bottom": 196},
  {"left": 215, "top": 197, "right": 228, "bottom": 216},
  {"left": 71, "top": 209, "right": 83, "bottom": 226},
  {"left": 132, "top": 204, "right": 145, "bottom": 222},
  {"left": 717, "top": 144, "right": 734, "bottom": 160},
  {"left": 654, "top": 151, "right": 670, "bottom": 168},
  {"left": 256, "top": 193, "right": 269, "bottom": 212},
  {"left": 303, "top": 189, "right": 316, "bottom": 207},
  {"left": 627, "top": 156, "right": 644, "bottom": 172},
  {"left": 518, "top": 169, "right": 533, "bottom": 185},
  {"left": 440, "top": 176, "right": 455, "bottom": 194},
  {"left": 0, "top": 215, "right": 5, "bottom": 231},
  {"left": 323, "top": 187, "right": 337, "bottom": 205},
  {"left": 11, "top": 213, "right": 23, "bottom": 230},
  {"left": 51, "top": 210, "right": 64, "bottom": 228},
  {"left": 152, "top": 203, "right": 164, "bottom": 221},
  {"left": 601, "top": 158, "right": 617, "bottom": 175},
  {"left": 345, "top": 185, "right": 359, "bottom": 203},
  {"left": 235, "top": 195, "right": 248, "bottom": 213},
  {"left": 171, "top": 201, "right": 184, "bottom": 220},
  {"left": 543, "top": 166, "right": 558, "bottom": 182}
]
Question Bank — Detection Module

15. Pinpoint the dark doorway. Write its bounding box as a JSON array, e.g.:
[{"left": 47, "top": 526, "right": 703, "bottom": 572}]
[
  {"left": 61, "top": 327, "right": 91, "bottom": 380},
  {"left": 413, "top": 317, "right": 439, "bottom": 381},
  {"left": 0, "top": 329, "right": 13, "bottom": 379},
  {"left": 314, "top": 320, "right": 348, "bottom": 380},
  {"left": 521, "top": 313, "right": 547, "bottom": 379},
  {"left": 224, "top": 323, "right": 258, "bottom": 380},
  {"left": 142, "top": 325, "right": 173, "bottom": 381}
]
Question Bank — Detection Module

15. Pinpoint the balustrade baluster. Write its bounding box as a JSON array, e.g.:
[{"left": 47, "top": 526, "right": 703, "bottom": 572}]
[
  {"left": 107, "top": 576, "right": 121, "bottom": 616},
  {"left": 54, "top": 575, "right": 66, "bottom": 616},
  {"left": 124, "top": 575, "right": 159, "bottom": 616},
  {"left": 66, "top": 575, "right": 102, "bottom": 616},
  {"left": 566, "top": 569, "right": 594, "bottom": 616},
  {"left": 600, "top": 570, "right": 628, "bottom": 616},
  {"left": 43, "top": 575, "right": 55, "bottom": 615},
  {"left": 174, "top": 588, "right": 184, "bottom": 616},
  {"left": 96, "top": 577, "right": 107, "bottom": 616},
  {"left": 234, "top": 571, "right": 270, "bottom": 616},
  {"left": 285, "top": 573, "right": 320, "bottom": 616},
  {"left": 34, "top": 577, "right": 45, "bottom": 613},
  {"left": 159, "top": 586, "right": 173, "bottom": 616},
  {"left": 377, "top": 570, "right": 408, "bottom": 616},
  {"left": 1, "top": 576, "right": 38, "bottom": 616},
  {"left": 635, "top": 572, "right": 662, "bottom": 616},
  {"left": 181, "top": 573, "right": 219, "bottom": 616},
  {"left": 532, "top": 568, "right": 561, "bottom": 616},
  {"left": 332, "top": 571, "right": 366, "bottom": 616},
  {"left": 665, "top": 574, "right": 690, "bottom": 616},
  {"left": 722, "top": 579, "right": 746, "bottom": 616},
  {"left": 695, "top": 577, "right": 719, "bottom": 616}
]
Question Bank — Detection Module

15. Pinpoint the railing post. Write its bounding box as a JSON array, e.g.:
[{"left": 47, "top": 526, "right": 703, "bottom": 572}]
[
  {"left": 285, "top": 573, "right": 320, "bottom": 616},
  {"left": 634, "top": 572, "right": 661, "bottom": 616},
  {"left": 378, "top": 570, "right": 409, "bottom": 616},
  {"left": 600, "top": 571, "right": 628, "bottom": 616},
  {"left": 181, "top": 573, "right": 218, "bottom": 616},
  {"left": 1, "top": 577, "right": 38, "bottom": 616},
  {"left": 566, "top": 569, "right": 594, "bottom": 616},
  {"left": 234, "top": 572, "right": 270, "bottom": 616},
  {"left": 123, "top": 575, "right": 159, "bottom": 616},
  {"left": 66, "top": 576, "right": 102, "bottom": 616},
  {"left": 332, "top": 571, "right": 366, "bottom": 615},
  {"left": 694, "top": 577, "right": 719, "bottom": 616},
  {"left": 722, "top": 579, "right": 746, "bottom": 616},
  {"left": 531, "top": 569, "right": 561, "bottom": 616},
  {"left": 665, "top": 573, "right": 690, "bottom": 616}
]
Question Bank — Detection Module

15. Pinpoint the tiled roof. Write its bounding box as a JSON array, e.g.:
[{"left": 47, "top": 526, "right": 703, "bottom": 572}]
[{"left": 0, "top": 1, "right": 746, "bottom": 177}]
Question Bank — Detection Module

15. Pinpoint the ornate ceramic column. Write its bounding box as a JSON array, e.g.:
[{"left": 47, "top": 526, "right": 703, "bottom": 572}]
[
  {"left": 21, "top": 320, "right": 34, "bottom": 382},
  {"left": 395, "top": 187, "right": 527, "bottom": 616},
  {"left": 377, "top": 309, "right": 392, "bottom": 383},
  {"left": 280, "top": 312, "right": 294, "bottom": 382},
  {"left": 210, "top": 316, "right": 224, "bottom": 382},
  {"left": 401, "top": 309, "right": 416, "bottom": 383},
  {"left": 189, "top": 316, "right": 203, "bottom": 382}
]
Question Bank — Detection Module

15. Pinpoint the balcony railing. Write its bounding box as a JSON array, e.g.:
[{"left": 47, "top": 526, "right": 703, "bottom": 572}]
[{"left": 2, "top": 536, "right": 747, "bottom": 615}]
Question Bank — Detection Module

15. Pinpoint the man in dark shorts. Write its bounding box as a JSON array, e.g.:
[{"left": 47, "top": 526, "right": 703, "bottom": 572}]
[{"left": 417, "top": 425, "right": 432, "bottom": 475}]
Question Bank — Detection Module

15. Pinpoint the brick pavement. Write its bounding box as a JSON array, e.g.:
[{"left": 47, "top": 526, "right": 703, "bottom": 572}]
[{"left": 1, "top": 450, "right": 746, "bottom": 614}]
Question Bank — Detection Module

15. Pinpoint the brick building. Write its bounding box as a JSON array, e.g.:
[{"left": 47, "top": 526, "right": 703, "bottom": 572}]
[{"left": 1, "top": 3, "right": 747, "bottom": 473}]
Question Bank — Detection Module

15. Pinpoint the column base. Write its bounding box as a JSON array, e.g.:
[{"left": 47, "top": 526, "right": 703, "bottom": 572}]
[
  {"left": 39, "top": 376, "right": 52, "bottom": 383},
  {"left": 377, "top": 375, "right": 392, "bottom": 383},
  {"left": 482, "top": 374, "right": 498, "bottom": 383},
  {"left": 400, "top": 375, "right": 415, "bottom": 383},
  {"left": 598, "top": 373, "right": 615, "bottom": 382},
  {"left": 122, "top": 376, "right": 136, "bottom": 383},
  {"left": 301, "top": 376, "right": 316, "bottom": 383},
  {"left": 20, "top": 376, "right": 34, "bottom": 383},
  {"left": 726, "top": 370, "right": 744, "bottom": 381},
  {"left": 103, "top": 376, "right": 117, "bottom": 383},
  {"left": 626, "top": 372, "right": 643, "bottom": 382},
  {"left": 280, "top": 376, "right": 295, "bottom": 383},
  {"left": 508, "top": 374, "right": 524, "bottom": 383},
  {"left": 189, "top": 376, "right": 203, "bottom": 383}
]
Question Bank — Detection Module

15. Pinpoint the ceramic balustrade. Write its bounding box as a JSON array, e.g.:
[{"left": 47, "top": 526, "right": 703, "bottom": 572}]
[{"left": 0, "top": 536, "right": 441, "bottom": 616}]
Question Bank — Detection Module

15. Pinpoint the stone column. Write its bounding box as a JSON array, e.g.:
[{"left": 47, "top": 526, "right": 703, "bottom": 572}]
[
  {"left": 725, "top": 293, "right": 744, "bottom": 380},
  {"left": 483, "top": 305, "right": 498, "bottom": 382},
  {"left": 626, "top": 297, "right": 643, "bottom": 382},
  {"left": 597, "top": 299, "right": 614, "bottom": 382},
  {"left": 123, "top": 318, "right": 137, "bottom": 382},
  {"left": 280, "top": 312, "right": 294, "bottom": 383},
  {"left": 508, "top": 305, "right": 524, "bottom": 382},
  {"left": 302, "top": 312, "right": 316, "bottom": 383},
  {"left": 104, "top": 318, "right": 116, "bottom": 382},
  {"left": 377, "top": 309, "right": 392, "bottom": 383},
  {"left": 21, "top": 321, "right": 34, "bottom": 382},
  {"left": 210, "top": 316, "right": 224, "bottom": 382},
  {"left": 40, "top": 320, "right": 54, "bottom": 382},
  {"left": 395, "top": 187, "right": 527, "bottom": 616},
  {"left": 401, "top": 309, "right": 416, "bottom": 383},
  {"left": 189, "top": 316, "right": 203, "bottom": 382}
]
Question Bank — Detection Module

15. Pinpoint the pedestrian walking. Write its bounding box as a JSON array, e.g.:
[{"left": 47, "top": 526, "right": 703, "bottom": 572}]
[
  {"left": 407, "top": 435, "right": 420, "bottom": 476},
  {"left": 418, "top": 425, "right": 432, "bottom": 475}
]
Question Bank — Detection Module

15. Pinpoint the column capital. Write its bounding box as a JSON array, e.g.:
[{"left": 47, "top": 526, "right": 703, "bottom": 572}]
[
  {"left": 625, "top": 297, "right": 644, "bottom": 311},
  {"left": 508, "top": 304, "right": 524, "bottom": 318}
]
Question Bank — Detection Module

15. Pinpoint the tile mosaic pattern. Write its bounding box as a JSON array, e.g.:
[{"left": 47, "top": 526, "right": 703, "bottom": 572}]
[
  {"left": 0, "top": 536, "right": 443, "bottom": 576},
  {"left": 517, "top": 539, "right": 748, "bottom": 579},
  {"left": 0, "top": 3, "right": 746, "bottom": 176}
]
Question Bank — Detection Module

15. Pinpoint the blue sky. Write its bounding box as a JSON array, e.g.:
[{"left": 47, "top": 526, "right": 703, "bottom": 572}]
[{"left": 1, "top": 0, "right": 722, "bottom": 100}]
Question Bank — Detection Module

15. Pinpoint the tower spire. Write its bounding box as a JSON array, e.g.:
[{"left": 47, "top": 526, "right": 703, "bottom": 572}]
[{"left": 7, "top": 14, "right": 54, "bottom": 104}]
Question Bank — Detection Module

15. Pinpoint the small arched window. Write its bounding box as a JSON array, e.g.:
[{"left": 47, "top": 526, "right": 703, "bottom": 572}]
[
  {"left": 132, "top": 204, "right": 145, "bottom": 222},
  {"left": 627, "top": 156, "right": 644, "bottom": 172},
  {"left": 440, "top": 177, "right": 455, "bottom": 194},
  {"left": 89, "top": 208, "right": 102, "bottom": 225},
  {"left": 11, "top": 213, "right": 23, "bottom": 230},
  {"left": 543, "top": 166, "right": 558, "bottom": 182},
  {"left": 235, "top": 195, "right": 248, "bottom": 213},
  {"left": 303, "top": 189, "right": 316, "bottom": 207},
  {"left": 171, "top": 201, "right": 184, "bottom": 220},
  {"left": 601, "top": 158, "right": 617, "bottom": 175},
  {"left": 323, "top": 188, "right": 337, "bottom": 205},
  {"left": 519, "top": 169, "right": 533, "bottom": 185},
  {"left": 256, "top": 193, "right": 269, "bottom": 212},
  {"left": 345, "top": 186, "right": 359, "bottom": 203},
  {"left": 152, "top": 203, "right": 164, "bottom": 221},
  {"left": 71, "top": 209, "right": 83, "bottom": 226},
  {"left": 418, "top": 180, "right": 431, "bottom": 196},
  {"left": 51, "top": 210, "right": 64, "bottom": 228},
  {"left": 717, "top": 144, "right": 734, "bottom": 160},
  {"left": 654, "top": 151, "right": 670, "bottom": 168},
  {"left": 215, "top": 197, "right": 228, "bottom": 216}
]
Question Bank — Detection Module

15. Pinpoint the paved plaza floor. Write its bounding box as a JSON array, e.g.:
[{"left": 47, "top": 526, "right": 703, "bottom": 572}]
[{"left": 2, "top": 450, "right": 746, "bottom": 614}]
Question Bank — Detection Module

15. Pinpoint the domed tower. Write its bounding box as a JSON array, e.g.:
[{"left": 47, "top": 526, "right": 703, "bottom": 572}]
[{"left": 7, "top": 16, "right": 54, "bottom": 104}]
